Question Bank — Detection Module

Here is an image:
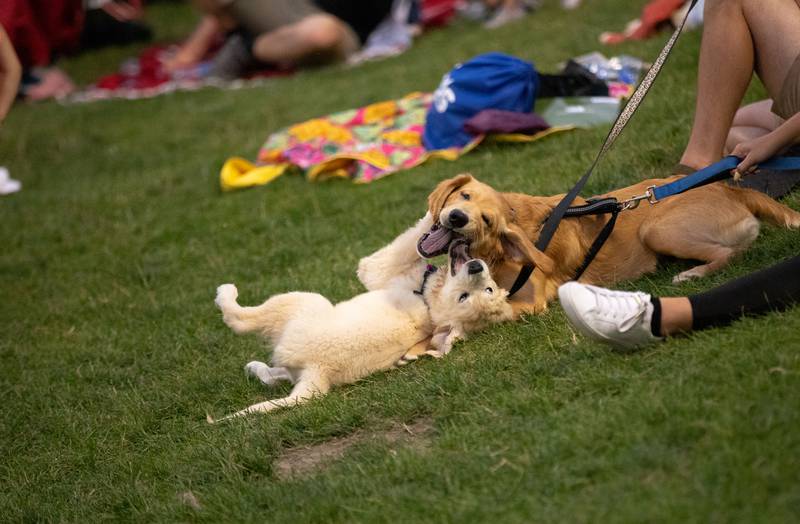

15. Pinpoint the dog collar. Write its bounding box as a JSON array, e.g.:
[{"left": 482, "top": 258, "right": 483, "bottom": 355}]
[{"left": 414, "top": 265, "right": 438, "bottom": 304}]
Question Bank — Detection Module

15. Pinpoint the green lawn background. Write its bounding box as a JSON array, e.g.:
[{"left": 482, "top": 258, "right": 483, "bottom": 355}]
[{"left": 1, "top": 1, "right": 799, "bottom": 521}]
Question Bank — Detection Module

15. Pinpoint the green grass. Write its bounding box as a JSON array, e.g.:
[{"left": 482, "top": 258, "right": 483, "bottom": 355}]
[{"left": 2, "top": 1, "right": 800, "bottom": 521}]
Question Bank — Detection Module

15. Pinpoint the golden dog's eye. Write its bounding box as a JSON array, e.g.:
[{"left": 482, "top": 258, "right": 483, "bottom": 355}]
[
  {"left": 458, "top": 292, "right": 469, "bottom": 303},
  {"left": 482, "top": 214, "right": 491, "bottom": 227},
  {"left": 460, "top": 192, "right": 470, "bottom": 201},
  {"left": 485, "top": 287, "right": 493, "bottom": 294}
]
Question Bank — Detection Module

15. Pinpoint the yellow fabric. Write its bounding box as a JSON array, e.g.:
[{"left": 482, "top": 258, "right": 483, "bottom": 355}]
[{"left": 219, "top": 157, "right": 289, "bottom": 192}]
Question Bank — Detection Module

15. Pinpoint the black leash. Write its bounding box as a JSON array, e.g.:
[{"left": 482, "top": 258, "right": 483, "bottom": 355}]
[{"left": 507, "top": 0, "right": 699, "bottom": 297}]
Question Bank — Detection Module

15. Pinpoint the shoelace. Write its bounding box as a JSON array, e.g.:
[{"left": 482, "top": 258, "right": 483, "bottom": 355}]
[{"left": 594, "top": 290, "right": 649, "bottom": 332}]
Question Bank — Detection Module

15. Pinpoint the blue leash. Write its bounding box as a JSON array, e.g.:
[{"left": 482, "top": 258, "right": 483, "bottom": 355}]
[
  {"left": 505, "top": 0, "right": 798, "bottom": 296},
  {"left": 627, "top": 155, "right": 800, "bottom": 206},
  {"left": 515, "top": 154, "right": 800, "bottom": 287},
  {"left": 508, "top": 0, "right": 700, "bottom": 297}
]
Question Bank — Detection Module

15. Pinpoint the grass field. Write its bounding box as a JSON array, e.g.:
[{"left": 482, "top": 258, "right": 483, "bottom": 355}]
[{"left": 2, "top": 1, "right": 800, "bottom": 521}]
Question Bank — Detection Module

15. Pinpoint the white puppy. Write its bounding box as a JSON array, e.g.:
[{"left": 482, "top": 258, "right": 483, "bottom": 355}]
[{"left": 210, "top": 214, "right": 512, "bottom": 421}]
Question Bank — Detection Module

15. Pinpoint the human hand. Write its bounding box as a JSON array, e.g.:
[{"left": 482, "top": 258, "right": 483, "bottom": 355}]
[
  {"left": 731, "top": 131, "right": 790, "bottom": 177},
  {"left": 161, "top": 48, "right": 199, "bottom": 72}
]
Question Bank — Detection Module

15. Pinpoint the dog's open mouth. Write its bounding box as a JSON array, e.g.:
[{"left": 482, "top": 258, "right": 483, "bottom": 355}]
[
  {"left": 417, "top": 223, "right": 464, "bottom": 258},
  {"left": 448, "top": 238, "right": 471, "bottom": 276}
]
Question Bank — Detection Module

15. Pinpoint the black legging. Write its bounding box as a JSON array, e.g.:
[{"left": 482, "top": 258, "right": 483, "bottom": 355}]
[{"left": 688, "top": 255, "right": 800, "bottom": 330}]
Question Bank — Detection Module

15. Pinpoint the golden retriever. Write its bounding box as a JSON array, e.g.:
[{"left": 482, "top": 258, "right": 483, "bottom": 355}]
[{"left": 417, "top": 174, "right": 800, "bottom": 317}]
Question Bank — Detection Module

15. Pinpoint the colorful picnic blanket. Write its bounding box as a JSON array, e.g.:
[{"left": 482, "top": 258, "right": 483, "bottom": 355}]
[{"left": 220, "top": 92, "right": 570, "bottom": 191}]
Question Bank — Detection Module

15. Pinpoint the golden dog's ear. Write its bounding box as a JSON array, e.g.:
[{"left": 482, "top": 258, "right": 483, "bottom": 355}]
[
  {"left": 500, "top": 223, "right": 554, "bottom": 275},
  {"left": 428, "top": 174, "right": 473, "bottom": 221}
]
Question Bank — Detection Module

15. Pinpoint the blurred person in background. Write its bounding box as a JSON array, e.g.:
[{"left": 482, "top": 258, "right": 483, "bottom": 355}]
[{"left": 165, "top": 0, "right": 393, "bottom": 78}]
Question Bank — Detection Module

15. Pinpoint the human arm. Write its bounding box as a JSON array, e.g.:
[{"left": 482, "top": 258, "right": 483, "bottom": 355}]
[
  {"left": 162, "top": 15, "right": 221, "bottom": 71},
  {"left": 0, "top": 25, "right": 21, "bottom": 123},
  {"left": 732, "top": 112, "right": 800, "bottom": 175}
]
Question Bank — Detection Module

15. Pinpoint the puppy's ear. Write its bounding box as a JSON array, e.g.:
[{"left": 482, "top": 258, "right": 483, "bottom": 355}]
[
  {"left": 427, "top": 324, "right": 465, "bottom": 357},
  {"left": 428, "top": 174, "right": 473, "bottom": 222},
  {"left": 500, "top": 223, "right": 554, "bottom": 275}
]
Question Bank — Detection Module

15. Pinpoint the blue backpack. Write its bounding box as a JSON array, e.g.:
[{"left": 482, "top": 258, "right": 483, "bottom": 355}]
[{"left": 423, "top": 52, "right": 540, "bottom": 150}]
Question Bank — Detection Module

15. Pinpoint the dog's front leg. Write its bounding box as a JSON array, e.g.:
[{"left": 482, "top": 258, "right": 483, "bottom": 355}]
[
  {"left": 506, "top": 273, "right": 550, "bottom": 319},
  {"left": 358, "top": 213, "right": 433, "bottom": 290},
  {"left": 531, "top": 271, "right": 551, "bottom": 314}
]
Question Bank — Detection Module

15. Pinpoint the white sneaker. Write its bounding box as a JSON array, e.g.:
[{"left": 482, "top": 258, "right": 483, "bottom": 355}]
[{"left": 558, "top": 282, "right": 662, "bottom": 349}]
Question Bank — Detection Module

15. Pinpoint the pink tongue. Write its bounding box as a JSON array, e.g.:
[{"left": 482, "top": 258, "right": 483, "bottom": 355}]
[{"left": 419, "top": 226, "right": 453, "bottom": 257}]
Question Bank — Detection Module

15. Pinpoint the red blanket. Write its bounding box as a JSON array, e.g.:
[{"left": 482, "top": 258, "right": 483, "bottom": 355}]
[{"left": 69, "top": 45, "right": 291, "bottom": 103}]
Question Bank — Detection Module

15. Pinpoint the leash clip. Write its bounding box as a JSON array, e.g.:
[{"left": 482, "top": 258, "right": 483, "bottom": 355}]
[
  {"left": 621, "top": 185, "right": 659, "bottom": 210},
  {"left": 646, "top": 185, "right": 659, "bottom": 204}
]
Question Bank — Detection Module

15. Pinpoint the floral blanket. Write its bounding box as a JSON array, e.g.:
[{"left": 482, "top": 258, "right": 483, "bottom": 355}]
[{"left": 220, "top": 92, "right": 568, "bottom": 191}]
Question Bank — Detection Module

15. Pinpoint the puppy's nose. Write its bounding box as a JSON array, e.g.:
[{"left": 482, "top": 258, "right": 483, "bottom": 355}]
[
  {"left": 448, "top": 209, "right": 469, "bottom": 228},
  {"left": 467, "top": 260, "right": 484, "bottom": 274}
]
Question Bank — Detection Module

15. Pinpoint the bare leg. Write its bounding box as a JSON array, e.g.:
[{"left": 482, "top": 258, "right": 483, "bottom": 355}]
[
  {"left": 658, "top": 297, "right": 694, "bottom": 336},
  {"left": 725, "top": 99, "right": 786, "bottom": 153},
  {"left": 680, "top": 0, "right": 800, "bottom": 169},
  {"left": 0, "top": 25, "right": 21, "bottom": 123},
  {"left": 251, "top": 14, "right": 358, "bottom": 67}
]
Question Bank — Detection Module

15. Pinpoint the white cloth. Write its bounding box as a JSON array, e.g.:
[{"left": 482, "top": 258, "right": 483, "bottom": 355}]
[{"left": 0, "top": 167, "right": 22, "bottom": 195}]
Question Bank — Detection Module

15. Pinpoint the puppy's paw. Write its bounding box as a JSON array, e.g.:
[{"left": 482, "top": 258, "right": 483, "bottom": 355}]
[
  {"left": 215, "top": 284, "right": 238, "bottom": 308},
  {"left": 396, "top": 353, "right": 419, "bottom": 366},
  {"left": 785, "top": 213, "right": 800, "bottom": 229},
  {"left": 425, "top": 349, "right": 445, "bottom": 359},
  {"left": 244, "top": 360, "right": 268, "bottom": 377}
]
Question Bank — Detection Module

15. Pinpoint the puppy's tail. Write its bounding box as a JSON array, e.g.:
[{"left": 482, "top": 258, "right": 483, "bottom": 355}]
[
  {"left": 215, "top": 285, "right": 326, "bottom": 337},
  {"left": 737, "top": 187, "right": 800, "bottom": 229},
  {"left": 215, "top": 284, "right": 251, "bottom": 334}
]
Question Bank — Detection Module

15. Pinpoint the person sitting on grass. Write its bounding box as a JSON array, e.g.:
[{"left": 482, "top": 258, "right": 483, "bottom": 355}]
[
  {"left": 557, "top": 0, "right": 800, "bottom": 349},
  {"left": 164, "top": 0, "right": 393, "bottom": 78}
]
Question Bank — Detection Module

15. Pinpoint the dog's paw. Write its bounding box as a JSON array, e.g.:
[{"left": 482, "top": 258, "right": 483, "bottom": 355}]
[
  {"left": 244, "top": 360, "right": 268, "bottom": 377},
  {"left": 215, "top": 284, "right": 238, "bottom": 308},
  {"left": 425, "top": 349, "right": 445, "bottom": 359},
  {"left": 672, "top": 268, "right": 705, "bottom": 283},
  {"left": 396, "top": 354, "right": 419, "bottom": 366},
  {"left": 786, "top": 214, "right": 800, "bottom": 229},
  {"left": 531, "top": 302, "right": 549, "bottom": 315}
]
